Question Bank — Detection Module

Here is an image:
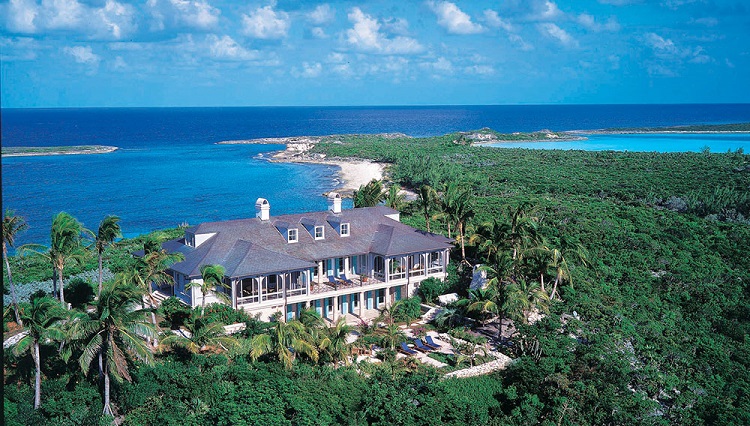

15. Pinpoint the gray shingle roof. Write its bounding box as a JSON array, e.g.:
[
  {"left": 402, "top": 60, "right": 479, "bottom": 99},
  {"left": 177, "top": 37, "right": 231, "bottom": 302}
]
[{"left": 164, "top": 205, "right": 453, "bottom": 279}]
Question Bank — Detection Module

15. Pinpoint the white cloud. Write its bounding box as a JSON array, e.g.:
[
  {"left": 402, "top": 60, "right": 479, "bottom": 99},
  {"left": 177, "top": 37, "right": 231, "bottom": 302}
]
[
  {"left": 427, "top": 1, "right": 483, "bottom": 35},
  {"left": 5, "top": 0, "right": 38, "bottom": 33},
  {"left": 96, "top": 1, "right": 137, "bottom": 39},
  {"left": 207, "top": 34, "right": 257, "bottom": 61},
  {"left": 311, "top": 27, "right": 327, "bottom": 38},
  {"left": 482, "top": 10, "right": 513, "bottom": 32},
  {"left": 509, "top": 33, "right": 533, "bottom": 51},
  {"left": 644, "top": 32, "right": 678, "bottom": 55},
  {"left": 464, "top": 64, "right": 495, "bottom": 75},
  {"left": 147, "top": 0, "right": 220, "bottom": 31},
  {"left": 0, "top": 36, "right": 40, "bottom": 60},
  {"left": 112, "top": 55, "right": 127, "bottom": 70},
  {"left": 292, "top": 62, "right": 322, "bottom": 78},
  {"left": 242, "top": 5, "right": 290, "bottom": 39},
  {"left": 4, "top": 0, "right": 136, "bottom": 39},
  {"left": 420, "top": 56, "right": 454, "bottom": 74},
  {"left": 535, "top": 1, "right": 562, "bottom": 20},
  {"left": 307, "top": 4, "right": 334, "bottom": 25},
  {"left": 64, "top": 45, "right": 100, "bottom": 64},
  {"left": 577, "top": 13, "right": 620, "bottom": 32},
  {"left": 539, "top": 23, "right": 577, "bottom": 47},
  {"left": 345, "top": 7, "right": 423, "bottom": 55},
  {"left": 689, "top": 17, "right": 718, "bottom": 27},
  {"left": 44, "top": 0, "right": 85, "bottom": 30}
]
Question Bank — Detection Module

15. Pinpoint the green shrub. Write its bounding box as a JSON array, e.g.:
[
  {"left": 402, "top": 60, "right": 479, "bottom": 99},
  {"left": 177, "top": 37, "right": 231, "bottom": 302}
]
[
  {"left": 418, "top": 277, "right": 447, "bottom": 303},
  {"left": 159, "top": 297, "right": 192, "bottom": 329},
  {"left": 199, "top": 303, "right": 252, "bottom": 325},
  {"left": 64, "top": 278, "right": 95, "bottom": 310},
  {"left": 391, "top": 297, "right": 422, "bottom": 324}
]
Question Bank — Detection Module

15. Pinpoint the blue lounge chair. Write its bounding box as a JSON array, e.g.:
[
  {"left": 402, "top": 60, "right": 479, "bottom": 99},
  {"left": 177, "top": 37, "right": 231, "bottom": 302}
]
[
  {"left": 399, "top": 342, "right": 418, "bottom": 356},
  {"left": 413, "top": 339, "right": 433, "bottom": 352},
  {"left": 327, "top": 275, "right": 340, "bottom": 288},
  {"left": 424, "top": 335, "right": 442, "bottom": 349},
  {"left": 341, "top": 276, "right": 355, "bottom": 285}
]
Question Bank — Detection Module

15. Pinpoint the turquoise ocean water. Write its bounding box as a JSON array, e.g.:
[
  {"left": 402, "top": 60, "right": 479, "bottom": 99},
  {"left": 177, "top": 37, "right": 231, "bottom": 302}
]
[
  {"left": 3, "top": 105, "right": 750, "bottom": 247},
  {"left": 486, "top": 133, "right": 750, "bottom": 152}
]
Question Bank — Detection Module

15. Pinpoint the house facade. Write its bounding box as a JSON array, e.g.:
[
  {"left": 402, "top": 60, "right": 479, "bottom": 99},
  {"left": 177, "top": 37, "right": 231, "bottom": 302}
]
[{"left": 158, "top": 194, "right": 453, "bottom": 322}]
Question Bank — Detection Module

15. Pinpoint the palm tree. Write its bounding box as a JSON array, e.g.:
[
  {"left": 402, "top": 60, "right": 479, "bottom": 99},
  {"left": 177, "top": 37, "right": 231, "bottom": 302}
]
[
  {"left": 433, "top": 307, "right": 463, "bottom": 330},
  {"left": 48, "top": 212, "right": 87, "bottom": 308},
  {"left": 131, "top": 243, "right": 183, "bottom": 333},
  {"left": 160, "top": 318, "right": 239, "bottom": 354},
  {"left": 468, "top": 220, "right": 508, "bottom": 267},
  {"left": 353, "top": 179, "right": 385, "bottom": 208},
  {"left": 415, "top": 185, "right": 437, "bottom": 232},
  {"left": 506, "top": 203, "right": 540, "bottom": 264},
  {"left": 504, "top": 279, "right": 550, "bottom": 324},
  {"left": 250, "top": 320, "right": 319, "bottom": 370},
  {"left": 375, "top": 323, "right": 407, "bottom": 351},
  {"left": 548, "top": 244, "right": 589, "bottom": 300},
  {"left": 3, "top": 209, "right": 28, "bottom": 327},
  {"left": 187, "top": 264, "right": 229, "bottom": 318},
  {"left": 65, "top": 280, "right": 155, "bottom": 416},
  {"left": 384, "top": 184, "right": 406, "bottom": 211},
  {"left": 320, "top": 317, "right": 354, "bottom": 366},
  {"left": 93, "top": 215, "right": 121, "bottom": 296},
  {"left": 11, "top": 296, "right": 67, "bottom": 409},
  {"left": 444, "top": 184, "right": 475, "bottom": 263}
]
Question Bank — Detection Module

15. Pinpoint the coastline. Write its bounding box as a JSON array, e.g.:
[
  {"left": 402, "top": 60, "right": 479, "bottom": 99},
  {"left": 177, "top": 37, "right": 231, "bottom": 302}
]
[
  {"left": 223, "top": 136, "right": 385, "bottom": 196},
  {"left": 2, "top": 145, "right": 119, "bottom": 158}
]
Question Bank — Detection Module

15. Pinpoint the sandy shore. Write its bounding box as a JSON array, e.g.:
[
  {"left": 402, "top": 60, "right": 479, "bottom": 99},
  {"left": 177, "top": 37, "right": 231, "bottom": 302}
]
[
  {"left": 225, "top": 136, "right": 385, "bottom": 195},
  {"left": 2, "top": 145, "right": 118, "bottom": 158}
]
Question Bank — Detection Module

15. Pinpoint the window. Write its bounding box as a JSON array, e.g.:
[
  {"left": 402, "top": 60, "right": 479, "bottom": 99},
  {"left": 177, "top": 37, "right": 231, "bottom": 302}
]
[
  {"left": 287, "top": 228, "right": 298, "bottom": 243},
  {"left": 314, "top": 226, "right": 324, "bottom": 240},
  {"left": 340, "top": 223, "right": 350, "bottom": 236}
]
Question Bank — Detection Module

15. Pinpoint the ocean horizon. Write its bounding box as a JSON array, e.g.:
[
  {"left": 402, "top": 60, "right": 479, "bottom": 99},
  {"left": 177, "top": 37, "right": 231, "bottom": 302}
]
[{"left": 3, "top": 104, "right": 750, "bottom": 248}]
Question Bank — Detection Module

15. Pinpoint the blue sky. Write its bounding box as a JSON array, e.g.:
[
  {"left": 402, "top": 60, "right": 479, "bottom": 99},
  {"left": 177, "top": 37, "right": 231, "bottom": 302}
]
[{"left": 1, "top": 0, "right": 748, "bottom": 107}]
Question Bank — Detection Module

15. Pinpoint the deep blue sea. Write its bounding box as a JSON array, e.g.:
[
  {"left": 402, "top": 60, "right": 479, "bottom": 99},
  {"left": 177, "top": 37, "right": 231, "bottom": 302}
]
[{"left": 3, "top": 104, "right": 750, "bottom": 248}]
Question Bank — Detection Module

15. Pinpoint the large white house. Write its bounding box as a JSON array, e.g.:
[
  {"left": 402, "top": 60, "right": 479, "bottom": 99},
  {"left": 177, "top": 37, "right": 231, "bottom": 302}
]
[{"left": 155, "top": 194, "right": 453, "bottom": 322}]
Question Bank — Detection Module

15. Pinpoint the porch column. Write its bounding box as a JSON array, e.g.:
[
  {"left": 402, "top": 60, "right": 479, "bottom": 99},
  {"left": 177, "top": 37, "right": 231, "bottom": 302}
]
[
  {"left": 332, "top": 296, "right": 339, "bottom": 322},
  {"left": 385, "top": 258, "right": 390, "bottom": 283},
  {"left": 423, "top": 253, "right": 428, "bottom": 275},
  {"left": 344, "top": 257, "right": 350, "bottom": 277},
  {"left": 317, "top": 261, "right": 324, "bottom": 284},
  {"left": 384, "top": 288, "right": 391, "bottom": 309},
  {"left": 232, "top": 278, "right": 237, "bottom": 309},
  {"left": 359, "top": 291, "right": 365, "bottom": 317}
]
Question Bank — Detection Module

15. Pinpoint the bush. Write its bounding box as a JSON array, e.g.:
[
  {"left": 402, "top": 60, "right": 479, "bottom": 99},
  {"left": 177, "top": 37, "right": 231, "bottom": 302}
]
[
  {"left": 418, "top": 277, "right": 447, "bottom": 303},
  {"left": 64, "top": 278, "right": 95, "bottom": 309},
  {"left": 391, "top": 297, "right": 422, "bottom": 324},
  {"left": 159, "top": 297, "right": 192, "bottom": 329},
  {"left": 199, "top": 303, "right": 252, "bottom": 325}
]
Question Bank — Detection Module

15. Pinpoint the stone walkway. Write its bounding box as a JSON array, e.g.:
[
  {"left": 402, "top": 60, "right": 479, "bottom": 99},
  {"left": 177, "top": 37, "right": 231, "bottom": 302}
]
[{"left": 443, "top": 354, "right": 513, "bottom": 378}]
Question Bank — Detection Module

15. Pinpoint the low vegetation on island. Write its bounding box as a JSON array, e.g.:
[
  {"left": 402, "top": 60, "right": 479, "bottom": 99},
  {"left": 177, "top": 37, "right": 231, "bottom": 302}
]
[
  {"left": 3, "top": 130, "right": 750, "bottom": 425},
  {"left": 2, "top": 145, "right": 118, "bottom": 157}
]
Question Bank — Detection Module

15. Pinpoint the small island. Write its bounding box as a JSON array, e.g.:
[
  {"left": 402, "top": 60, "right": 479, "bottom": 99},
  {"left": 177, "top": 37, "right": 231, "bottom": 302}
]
[{"left": 2, "top": 145, "right": 118, "bottom": 158}]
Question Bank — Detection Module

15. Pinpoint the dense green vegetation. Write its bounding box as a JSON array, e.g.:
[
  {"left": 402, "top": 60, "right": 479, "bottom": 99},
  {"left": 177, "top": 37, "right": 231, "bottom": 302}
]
[{"left": 4, "top": 131, "right": 750, "bottom": 425}]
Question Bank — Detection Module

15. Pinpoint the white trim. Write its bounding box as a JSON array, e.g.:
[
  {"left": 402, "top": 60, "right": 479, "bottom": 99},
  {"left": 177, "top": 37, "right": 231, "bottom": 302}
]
[
  {"left": 314, "top": 225, "right": 325, "bottom": 240},
  {"left": 287, "top": 228, "right": 298, "bottom": 243},
  {"left": 340, "top": 222, "right": 350, "bottom": 237}
]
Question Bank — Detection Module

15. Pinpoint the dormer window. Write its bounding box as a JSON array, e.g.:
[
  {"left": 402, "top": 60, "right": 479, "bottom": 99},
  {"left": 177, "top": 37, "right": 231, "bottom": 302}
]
[
  {"left": 287, "top": 228, "right": 298, "bottom": 243},
  {"left": 314, "top": 226, "right": 324, "bottom": 240},
  {"left": 340, "top": 223, "right": 350, "bottom": 237}
]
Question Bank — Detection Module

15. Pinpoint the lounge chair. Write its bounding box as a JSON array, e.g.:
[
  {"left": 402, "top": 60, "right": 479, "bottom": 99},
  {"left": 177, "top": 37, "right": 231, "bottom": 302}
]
[
  {"left": 424, "top": 335, "right": 442, "bottom": 350},
  {"left": 327, "top": 275, "right": 340, "bottom": 288},
  {"left": 340, "top": 276, "right": 355, "bottom": 285},
  {"left": 399, "top": 342, "right": 418, "bottom": 356},
  {"left": 413, "top": 339, "right": 433, "bottom": 352}
]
